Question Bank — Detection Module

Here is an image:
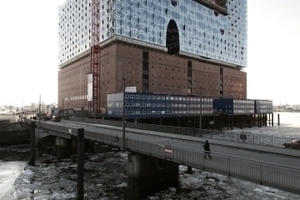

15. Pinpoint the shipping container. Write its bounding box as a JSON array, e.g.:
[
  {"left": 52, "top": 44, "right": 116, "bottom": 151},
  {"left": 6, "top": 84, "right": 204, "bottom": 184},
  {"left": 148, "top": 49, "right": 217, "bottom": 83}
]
[
  {"left": 213, "top": 99, "right": 255, "bottom": 115},
  {"left": 107, "top": 92, "right": 214, "bottom": 119},
  {"left": 254, "top": 100, "right": 273, "bottom": 114}
]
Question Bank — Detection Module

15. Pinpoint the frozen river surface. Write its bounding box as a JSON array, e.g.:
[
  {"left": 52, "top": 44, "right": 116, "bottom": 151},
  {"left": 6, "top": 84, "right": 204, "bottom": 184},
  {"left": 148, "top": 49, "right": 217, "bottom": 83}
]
[
  {"left": 0, "top": 148, "right": 298, "bottom": 200},
  {"left": 0, "top": 145, "right": 29, "bottom": 200},
  {"left": 0, "top": 161, "right": 27, "bottom": 200}
]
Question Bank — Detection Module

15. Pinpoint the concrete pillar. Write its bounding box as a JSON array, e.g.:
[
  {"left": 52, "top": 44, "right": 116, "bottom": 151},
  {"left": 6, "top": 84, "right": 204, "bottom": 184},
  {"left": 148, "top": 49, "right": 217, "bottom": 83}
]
[
  {"left": 72, "top": 136, "right": 77, "bottom": 154},
  {"left": 127, "top": 153, "right": 179, "bottom": 199},
  {"left": 55, "top": 137, "right": 70, "bottom": 159},
  {"left": 85, "top": 140, "right": 95, "bottom": 153},
  {"left": 187, "top": 166, "right": 192, "bottom": 174}
]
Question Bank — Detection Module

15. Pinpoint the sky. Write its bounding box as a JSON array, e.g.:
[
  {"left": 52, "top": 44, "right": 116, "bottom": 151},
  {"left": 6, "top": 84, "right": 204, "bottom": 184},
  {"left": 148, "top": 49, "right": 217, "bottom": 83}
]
[
  {"left": 0, "top": 0, "right": 299, "bottom": 106},
  {"left": 246, "top": 0, "right": 300, "bottom": 106}
]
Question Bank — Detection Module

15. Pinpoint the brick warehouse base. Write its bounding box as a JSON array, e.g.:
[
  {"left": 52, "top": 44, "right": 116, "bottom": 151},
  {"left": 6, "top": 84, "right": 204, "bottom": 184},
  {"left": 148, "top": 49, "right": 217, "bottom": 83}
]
[{"left": 58, "top": 43, "right": 247, "bottom": 111}]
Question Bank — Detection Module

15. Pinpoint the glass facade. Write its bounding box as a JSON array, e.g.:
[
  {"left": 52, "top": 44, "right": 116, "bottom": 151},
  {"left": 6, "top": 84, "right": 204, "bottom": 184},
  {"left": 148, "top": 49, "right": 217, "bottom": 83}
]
[{"left": 59, "top": 0, "right": 247, "bottom": 67}]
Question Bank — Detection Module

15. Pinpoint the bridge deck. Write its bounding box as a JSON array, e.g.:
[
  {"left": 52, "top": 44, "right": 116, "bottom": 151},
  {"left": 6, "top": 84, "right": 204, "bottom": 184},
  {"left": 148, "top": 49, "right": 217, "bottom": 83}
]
[{"left": 28, "top": 119, "right": 300, "bottom": 195}]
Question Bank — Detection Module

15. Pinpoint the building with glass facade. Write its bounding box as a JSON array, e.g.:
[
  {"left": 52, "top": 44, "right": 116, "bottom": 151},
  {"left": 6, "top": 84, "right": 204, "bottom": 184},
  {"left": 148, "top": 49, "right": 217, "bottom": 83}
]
[
  {"left": 59, "top": 0, "right": 247, "bottom": 67},
  {"left": 58, "top": 0, "right": 248, "bottom": 113}
]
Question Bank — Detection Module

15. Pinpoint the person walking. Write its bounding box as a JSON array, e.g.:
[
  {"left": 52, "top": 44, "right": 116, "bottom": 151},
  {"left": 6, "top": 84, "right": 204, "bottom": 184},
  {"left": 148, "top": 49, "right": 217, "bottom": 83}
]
[{"left": 203, "top": 140, "right": 212, "bottom": 160}]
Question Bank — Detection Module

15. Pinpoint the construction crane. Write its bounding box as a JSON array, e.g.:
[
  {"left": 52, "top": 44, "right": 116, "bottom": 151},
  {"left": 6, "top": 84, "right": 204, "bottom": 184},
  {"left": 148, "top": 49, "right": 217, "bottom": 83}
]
[{"left": 89, "top": 0, "right": 101, "bottom": 114}]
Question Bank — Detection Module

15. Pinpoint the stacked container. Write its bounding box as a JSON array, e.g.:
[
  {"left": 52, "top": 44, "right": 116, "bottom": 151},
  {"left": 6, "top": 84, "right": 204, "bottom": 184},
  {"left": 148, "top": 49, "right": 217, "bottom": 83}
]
[
  {"left": 254, "top": 100, "right": 273, "bottom": 114},
  {"left": 213, "top": 99, "right": 255, "bottom": 115},
  {"left": 107, "top": 92, "right": 214, "bottom": 119}
]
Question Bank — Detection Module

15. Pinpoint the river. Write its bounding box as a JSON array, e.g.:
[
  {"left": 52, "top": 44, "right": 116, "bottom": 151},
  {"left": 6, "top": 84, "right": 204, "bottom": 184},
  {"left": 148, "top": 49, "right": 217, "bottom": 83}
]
[
  {"left": 0, "top": 146, "right": 29, "bottom": 200},
  {"left": 274, "top": 111, "right": 300, "bottom": 128}
]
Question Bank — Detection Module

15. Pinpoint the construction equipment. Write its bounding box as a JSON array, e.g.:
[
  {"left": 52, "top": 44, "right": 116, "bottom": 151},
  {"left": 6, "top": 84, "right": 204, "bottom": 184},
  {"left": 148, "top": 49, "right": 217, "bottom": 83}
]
[{"left": 89, "top": 0, "right": 101, "bottom": 114}]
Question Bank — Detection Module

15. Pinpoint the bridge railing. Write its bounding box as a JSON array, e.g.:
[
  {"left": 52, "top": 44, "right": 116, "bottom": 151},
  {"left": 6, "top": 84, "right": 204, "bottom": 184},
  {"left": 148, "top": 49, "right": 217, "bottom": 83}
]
[
  {"left": 68, "top": 117, "right": 298, "bottom": 148},
  {"left": 127, "top": 137, "right": 300, "bottom": 194},
  {"left": 204, "top": 131, "right": 298, "bottom": 148}
]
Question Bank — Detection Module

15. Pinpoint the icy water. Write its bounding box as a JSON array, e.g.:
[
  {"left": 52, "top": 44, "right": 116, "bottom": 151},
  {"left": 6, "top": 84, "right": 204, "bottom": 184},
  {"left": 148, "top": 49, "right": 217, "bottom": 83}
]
[
  {"left": 0, "top": 146, "right": 29, "bottom": 200},
  {"left": 239, "top": 112, "right": 300, "bottom": 138},
  {"left": 275, "top": 112, "right": 300, "bottom": 128},
  {"left": 0, "top": 112, "right": 300, "bottom": 199},
  {"left": 0, "top": 161, "right": 27, "bottom": 200}
]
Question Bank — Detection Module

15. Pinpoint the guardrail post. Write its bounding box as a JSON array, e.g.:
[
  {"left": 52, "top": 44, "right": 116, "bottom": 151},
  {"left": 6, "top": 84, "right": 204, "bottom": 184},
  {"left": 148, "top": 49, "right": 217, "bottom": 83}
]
[
  {"left": 228, "top": 158, "right": 231, "bottom": 176},
  {"left": 181, "top": 148, "right": 183, "bottom": 163},
  {"left": 203, "top": 155, "right": 205, "bottom": 170},
  {"left": 77, "top": 128, "right": 84, "bottom": 200},
  {"left": 28, "top": 122, "right": 35, "bottom": 166},
  {"left": 259, "top": 164, "right": 262, "bottom": 185}
]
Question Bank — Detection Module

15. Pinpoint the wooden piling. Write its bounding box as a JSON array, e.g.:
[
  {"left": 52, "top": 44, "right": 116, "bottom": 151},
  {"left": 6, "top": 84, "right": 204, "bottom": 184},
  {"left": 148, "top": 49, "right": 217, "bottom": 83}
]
[{"left": 29, "top": 122, "right": 35, "bottom": 166}]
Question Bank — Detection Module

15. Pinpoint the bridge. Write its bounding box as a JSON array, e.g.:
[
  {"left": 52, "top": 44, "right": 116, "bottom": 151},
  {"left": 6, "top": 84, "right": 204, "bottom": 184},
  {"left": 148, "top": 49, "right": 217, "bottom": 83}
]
[{"left": 26, "top": 118, "right": 300, "bottom": 199}]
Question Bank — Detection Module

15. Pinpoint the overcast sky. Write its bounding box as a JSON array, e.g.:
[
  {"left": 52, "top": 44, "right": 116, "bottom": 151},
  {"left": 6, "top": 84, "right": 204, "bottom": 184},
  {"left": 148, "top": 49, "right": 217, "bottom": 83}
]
[{"left": 0, "top": 0, "right": 299, "bottom": 106}]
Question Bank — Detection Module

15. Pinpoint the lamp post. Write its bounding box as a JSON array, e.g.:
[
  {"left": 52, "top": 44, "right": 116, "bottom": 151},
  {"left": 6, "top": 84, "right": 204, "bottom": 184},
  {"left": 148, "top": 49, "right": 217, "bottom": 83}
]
[
  {"left": 39, "top": 94, "right": 41, "bottom": 128},
  {"left": 122, "top": 78, "right": 126, "bottom": 151},
  {"left": 199, "top": 87, "right": 202, "bottom": 130}
]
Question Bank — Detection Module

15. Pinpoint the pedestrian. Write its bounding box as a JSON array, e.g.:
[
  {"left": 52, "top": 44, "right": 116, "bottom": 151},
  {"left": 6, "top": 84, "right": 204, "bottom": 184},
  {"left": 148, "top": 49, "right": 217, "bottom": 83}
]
[{"left": 203, "top": 140, "right": 212, "bottom": 160}]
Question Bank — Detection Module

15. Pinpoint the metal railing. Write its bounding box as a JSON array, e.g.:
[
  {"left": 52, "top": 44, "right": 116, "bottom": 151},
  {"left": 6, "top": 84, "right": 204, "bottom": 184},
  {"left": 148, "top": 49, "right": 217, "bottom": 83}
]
[
  {"left": 68, "top": 117, "right": 299, "bottom": 148},
  {"left": 205, "top": 131, "right": 299, "bottom": 148},
  {"left": 119, "top": 136, "right": 300, "bottom": 194}
]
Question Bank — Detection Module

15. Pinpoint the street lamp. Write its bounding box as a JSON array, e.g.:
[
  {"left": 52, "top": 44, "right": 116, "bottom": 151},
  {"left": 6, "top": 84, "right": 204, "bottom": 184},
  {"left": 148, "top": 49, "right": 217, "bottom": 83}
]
[
  {"left": 122, "top": 78, "right": 126, "bottom": 151},
  {"left": 39, "top": 94, "right": 41, "bottom": 128},
  {"left": 199, "top": 87, "right": 202, "bottom": 130}
]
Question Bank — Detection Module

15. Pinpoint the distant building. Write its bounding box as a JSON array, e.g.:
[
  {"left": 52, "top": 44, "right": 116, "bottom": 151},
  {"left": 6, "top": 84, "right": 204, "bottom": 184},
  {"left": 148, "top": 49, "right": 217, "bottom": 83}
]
[
  {"left": 31, "top": 103, "right": 36, "bottom": 110},
  {"left": 58, "top": 0, "right": 248, "bottom": 113}
]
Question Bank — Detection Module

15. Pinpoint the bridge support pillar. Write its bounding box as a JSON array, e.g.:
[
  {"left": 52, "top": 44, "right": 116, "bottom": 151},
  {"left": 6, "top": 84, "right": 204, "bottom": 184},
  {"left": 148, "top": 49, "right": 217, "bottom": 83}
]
[
  {"left": 72, "top": 136, "right": 77, "bottom": 154},
  {"left": 55, "top": 137, "right": 70, "bottom": 159},
  {"left": 86, "top": 140, "right": 95, "bottom": 153},
  {"left": 187, "top": 166, "right": 192, "bottom": 174},
  {"left": 127, "top": 153, "right": 179, "bottom": 199}
]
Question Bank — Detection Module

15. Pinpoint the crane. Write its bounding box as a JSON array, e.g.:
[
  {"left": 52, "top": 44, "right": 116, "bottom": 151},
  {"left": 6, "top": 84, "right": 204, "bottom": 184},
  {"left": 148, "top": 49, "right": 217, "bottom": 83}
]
[{"left": 90, "top": 0, "right": 101, "bottom": 114}]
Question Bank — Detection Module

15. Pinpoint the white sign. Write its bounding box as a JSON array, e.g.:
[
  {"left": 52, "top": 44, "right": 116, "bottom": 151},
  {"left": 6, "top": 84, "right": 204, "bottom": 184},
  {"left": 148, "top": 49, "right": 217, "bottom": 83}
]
[
  {"left": 165, "top": 144, "right": 173, "bottom": 155},
  {"left": 125, "top": 86, "right": 136, "bottom": 93},
  {"left": 87, "top": 74, "right": 93, "bottom": 102}
]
